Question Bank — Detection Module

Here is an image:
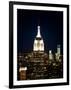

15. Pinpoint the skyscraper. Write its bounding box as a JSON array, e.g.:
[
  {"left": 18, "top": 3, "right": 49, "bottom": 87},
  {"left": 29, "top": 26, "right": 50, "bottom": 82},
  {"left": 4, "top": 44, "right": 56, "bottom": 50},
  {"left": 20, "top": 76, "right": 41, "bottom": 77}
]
[
  {"left": 57, "top": 45, "right": 61, "bottom": 55},
  {"left": 33, "top": 26, "right": 44, "bottom": 51}
]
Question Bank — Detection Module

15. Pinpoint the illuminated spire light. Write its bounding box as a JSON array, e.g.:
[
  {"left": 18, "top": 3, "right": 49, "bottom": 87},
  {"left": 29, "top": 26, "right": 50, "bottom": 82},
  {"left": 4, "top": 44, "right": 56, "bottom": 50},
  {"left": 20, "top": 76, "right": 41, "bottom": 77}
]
[
  {"left": 36, "top": 26, "right": 41, "bottom": 38},
  {"left": 33, "top": 25, "right": 44, "bottom": 52}
]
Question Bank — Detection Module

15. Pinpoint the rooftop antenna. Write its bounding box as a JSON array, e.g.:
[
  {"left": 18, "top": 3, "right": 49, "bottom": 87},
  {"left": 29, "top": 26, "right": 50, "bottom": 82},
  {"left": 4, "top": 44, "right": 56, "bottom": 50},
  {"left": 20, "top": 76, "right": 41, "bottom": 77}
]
[
  {"left": 36, "top": 16, "right": 41, "bottom": 38},
  {"left": 38, "top": 15, "right": 40, "bottom": 26}
]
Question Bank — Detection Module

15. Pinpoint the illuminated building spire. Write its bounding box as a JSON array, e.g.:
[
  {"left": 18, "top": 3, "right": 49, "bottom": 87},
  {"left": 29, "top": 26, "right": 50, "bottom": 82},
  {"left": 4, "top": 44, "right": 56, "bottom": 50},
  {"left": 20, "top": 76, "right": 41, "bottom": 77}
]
[
  {"left": 36, "top": 26, "right": 41, "bottom": 38},
  {"left": 33, "top": 25, "right": 44, "bottom": 52}
]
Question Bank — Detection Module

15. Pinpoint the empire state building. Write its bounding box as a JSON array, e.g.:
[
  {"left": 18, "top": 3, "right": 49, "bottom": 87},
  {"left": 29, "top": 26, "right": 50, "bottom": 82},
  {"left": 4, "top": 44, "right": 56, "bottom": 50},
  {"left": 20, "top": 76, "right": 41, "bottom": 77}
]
[{"left": 33, "top": 26, "right": 44, "bottom": 51}]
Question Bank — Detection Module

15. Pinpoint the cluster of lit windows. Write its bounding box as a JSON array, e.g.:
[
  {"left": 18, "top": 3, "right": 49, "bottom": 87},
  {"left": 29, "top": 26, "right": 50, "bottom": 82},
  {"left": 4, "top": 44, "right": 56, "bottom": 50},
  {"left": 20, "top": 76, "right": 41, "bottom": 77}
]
[{"left": 33, "top": 39, "right": 44, "bottom": 51}]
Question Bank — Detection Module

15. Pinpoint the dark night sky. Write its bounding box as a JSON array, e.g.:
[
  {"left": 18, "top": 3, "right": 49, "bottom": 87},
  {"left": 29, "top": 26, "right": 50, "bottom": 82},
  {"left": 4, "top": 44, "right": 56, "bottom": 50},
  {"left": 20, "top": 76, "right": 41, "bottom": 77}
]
[{"left": 17, "top": 9, "right": 63, "bottom": 54}]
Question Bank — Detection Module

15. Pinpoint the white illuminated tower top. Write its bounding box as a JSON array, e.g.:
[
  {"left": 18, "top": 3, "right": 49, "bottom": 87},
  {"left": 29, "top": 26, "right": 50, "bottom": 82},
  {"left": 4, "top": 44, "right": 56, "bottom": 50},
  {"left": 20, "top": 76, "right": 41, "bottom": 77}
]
[
  {"left": 33, "top": 25, "right": 44, "bottom": 52},
  {"left": 36, "top": 26, "right": 41, "bottom": 38},
  {"left": 57, "top": 45, "right": 61, "bottom": 55}
]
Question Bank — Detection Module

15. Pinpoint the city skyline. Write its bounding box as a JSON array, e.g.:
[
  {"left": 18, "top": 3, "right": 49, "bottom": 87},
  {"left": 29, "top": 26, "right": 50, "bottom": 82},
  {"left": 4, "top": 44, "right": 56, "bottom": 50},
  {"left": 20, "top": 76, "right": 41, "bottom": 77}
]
[{"left": 17, "top": 9, "right": 63, "bottom": 54}]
